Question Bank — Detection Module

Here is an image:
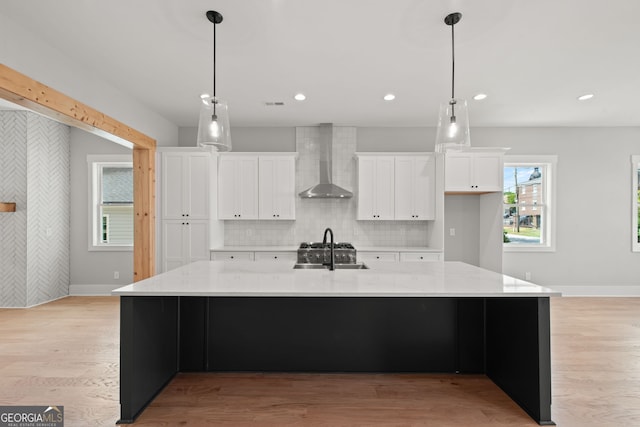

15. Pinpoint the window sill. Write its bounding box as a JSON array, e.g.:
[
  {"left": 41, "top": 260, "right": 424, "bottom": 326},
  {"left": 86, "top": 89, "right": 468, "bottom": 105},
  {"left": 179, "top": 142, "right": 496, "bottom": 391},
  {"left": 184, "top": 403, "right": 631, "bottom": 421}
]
[
  {"left": 504, "top": 245, "right": 555, "bottom": 253},
  {"left": 88, "top": 245, "right": 133, "bottom": 252}
]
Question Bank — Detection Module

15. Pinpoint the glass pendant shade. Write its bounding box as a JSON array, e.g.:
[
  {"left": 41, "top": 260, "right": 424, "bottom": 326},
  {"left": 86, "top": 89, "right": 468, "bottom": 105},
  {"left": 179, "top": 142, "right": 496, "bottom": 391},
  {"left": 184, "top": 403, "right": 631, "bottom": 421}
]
[
  {"left": 435, "top": 98, "right": 470, "bottom": 152},
  {"left": 197, "top": 95, "right": 232, "bottom": 151}
]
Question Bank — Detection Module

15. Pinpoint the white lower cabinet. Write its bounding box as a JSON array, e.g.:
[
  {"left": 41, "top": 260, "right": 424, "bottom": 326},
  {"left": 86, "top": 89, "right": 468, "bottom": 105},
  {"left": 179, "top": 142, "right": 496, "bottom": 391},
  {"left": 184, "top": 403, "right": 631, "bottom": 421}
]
[
  {"left": 254, "top": 251, "right": 297, "bottom": 262},
  {"left": 358, "top": 252, "right": 399, "bottom": 262},
  {"left": 359, "top": 251, "right": 443, "bottom": 263},
  {"left": 211, "top": 251, "right": 255, "bottom": 261},
  {"left": 162, "top": 220, "right": 209, "bottom": 272},
  {"left": 399, "top": 252, "right": 443, "bottom": 262}
]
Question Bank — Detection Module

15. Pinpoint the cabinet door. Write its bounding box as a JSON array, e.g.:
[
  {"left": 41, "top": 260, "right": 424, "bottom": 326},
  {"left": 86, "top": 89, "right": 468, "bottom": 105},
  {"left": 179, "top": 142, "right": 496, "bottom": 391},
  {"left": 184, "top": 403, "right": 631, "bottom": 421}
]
[
  {"left": 394, "top": 157, "right": 414, "bottom": 220},
  {"left": 162, "top": 153, "right": 186, "bottom": 219},
  {"left": 412, "top": 156, "right": 436, "bottom": 220},
  {"left": 237, "top": 157, "right": 259, "bottom": 219},
  {"left": 217, "top": 157, "right": 237, "bottom": 219},
  {"left": 473, "top": 154, "right": 503, "bottom": 191},
  {"left": 357, "top": 157, "right": 376, "bottom": 220},
  {"left": 186, "top": 220, "right": 209, "bottom": 263},
  {"left": 162, "top": 220, "right": 185, "bottom": 272},
  {"left": 259, "top": 156, "right": 295, "bottom": 220},
  {"left": 445, "top": 154, "right": 473, "bottom": 191},
  {"left": 185, "top": 154, "right": 210, "bottom": 219},
  {"left": 375, "top": 157, "right": 395, "bottom": 220}
]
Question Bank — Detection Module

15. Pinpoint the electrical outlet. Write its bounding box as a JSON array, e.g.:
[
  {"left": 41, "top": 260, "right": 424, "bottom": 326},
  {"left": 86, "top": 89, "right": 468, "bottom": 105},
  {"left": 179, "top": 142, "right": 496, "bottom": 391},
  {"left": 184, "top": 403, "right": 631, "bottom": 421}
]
[
  {"left": 525, "top": 272, "right": 531, "bottom": 281},
  {"left": 114, "top": 271, "right": 120, "bottom": 280},
  {"left": 449, "top": 228, "right": 456, "bottom": 237}
]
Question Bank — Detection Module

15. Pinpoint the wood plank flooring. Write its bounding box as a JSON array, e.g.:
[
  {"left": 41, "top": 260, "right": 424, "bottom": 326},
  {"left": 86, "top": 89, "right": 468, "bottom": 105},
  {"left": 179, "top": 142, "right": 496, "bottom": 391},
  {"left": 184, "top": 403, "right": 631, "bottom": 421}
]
[{"left": 0, "top": 296, "right": 639, "bottom": 426}]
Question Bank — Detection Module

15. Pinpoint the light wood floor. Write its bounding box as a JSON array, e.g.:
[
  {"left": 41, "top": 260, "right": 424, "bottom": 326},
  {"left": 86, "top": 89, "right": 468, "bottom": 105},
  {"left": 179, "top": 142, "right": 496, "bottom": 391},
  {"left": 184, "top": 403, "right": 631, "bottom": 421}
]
[{"left": 0, "top": 296, "right": 639, "bottom": 426}]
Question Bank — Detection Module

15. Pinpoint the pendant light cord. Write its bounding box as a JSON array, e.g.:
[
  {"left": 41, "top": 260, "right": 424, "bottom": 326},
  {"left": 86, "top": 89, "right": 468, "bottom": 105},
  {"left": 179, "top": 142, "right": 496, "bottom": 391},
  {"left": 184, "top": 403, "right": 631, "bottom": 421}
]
[
  {"left": 212, "top": 20, "right": 217, "bottom": 116},
  {"left": 451, "top": 20, "right": 455, "bottom": 100}
]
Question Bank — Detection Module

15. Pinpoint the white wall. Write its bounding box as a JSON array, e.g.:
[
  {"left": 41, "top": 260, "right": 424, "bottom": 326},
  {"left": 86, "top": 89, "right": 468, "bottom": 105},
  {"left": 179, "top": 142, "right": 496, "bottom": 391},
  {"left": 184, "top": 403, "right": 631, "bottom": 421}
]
[
  {"left": 0, "top": 13, "right": 178, "bottom": 147},
  {"left": 69, "top": 128, "right": 133, "bottom": 294}
]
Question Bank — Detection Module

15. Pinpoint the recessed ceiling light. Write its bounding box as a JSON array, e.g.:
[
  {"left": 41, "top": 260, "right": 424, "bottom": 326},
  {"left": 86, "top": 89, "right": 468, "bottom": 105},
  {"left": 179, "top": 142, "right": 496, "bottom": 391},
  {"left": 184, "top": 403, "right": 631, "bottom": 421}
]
[
  {"left": 294, "top": 93, "right": 306, "bottom": 101},
  {"left": 577, "top": 93, "right": 594, "bottom": 101},
  {"left": 473, "top": 93, "right": 487, "bottom": 101},
  {"left": 383, "top": 94, "right": 396, "bottom": 101}
]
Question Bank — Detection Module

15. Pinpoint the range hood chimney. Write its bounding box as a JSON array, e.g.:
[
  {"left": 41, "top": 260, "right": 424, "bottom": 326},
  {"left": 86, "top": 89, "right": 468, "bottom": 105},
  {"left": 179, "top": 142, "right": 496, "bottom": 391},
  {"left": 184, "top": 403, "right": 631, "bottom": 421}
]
[{"left": 299, "top": 124, "right": 353, "bottom": 199}]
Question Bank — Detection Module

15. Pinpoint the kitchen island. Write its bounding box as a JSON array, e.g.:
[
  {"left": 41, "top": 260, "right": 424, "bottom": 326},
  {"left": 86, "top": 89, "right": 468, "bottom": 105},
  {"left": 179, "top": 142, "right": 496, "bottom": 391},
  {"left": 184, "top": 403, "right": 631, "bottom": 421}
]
[{"left": 113, "top": 260, "right": 560, "bottom": 425}]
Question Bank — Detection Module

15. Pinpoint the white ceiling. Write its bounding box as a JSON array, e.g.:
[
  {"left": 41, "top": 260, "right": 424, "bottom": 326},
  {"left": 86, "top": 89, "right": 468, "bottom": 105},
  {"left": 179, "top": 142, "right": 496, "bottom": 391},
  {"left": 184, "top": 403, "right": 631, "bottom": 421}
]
[{"left": 1, "top": 0, "right": 639, "bottom": 128}]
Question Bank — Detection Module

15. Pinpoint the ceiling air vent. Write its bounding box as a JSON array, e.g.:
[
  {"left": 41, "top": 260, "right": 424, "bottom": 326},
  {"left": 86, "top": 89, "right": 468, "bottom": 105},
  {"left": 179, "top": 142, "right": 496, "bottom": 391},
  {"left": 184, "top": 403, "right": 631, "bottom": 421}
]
[{"left": 265, "top": 102, "right": 285, "bottom": 106}]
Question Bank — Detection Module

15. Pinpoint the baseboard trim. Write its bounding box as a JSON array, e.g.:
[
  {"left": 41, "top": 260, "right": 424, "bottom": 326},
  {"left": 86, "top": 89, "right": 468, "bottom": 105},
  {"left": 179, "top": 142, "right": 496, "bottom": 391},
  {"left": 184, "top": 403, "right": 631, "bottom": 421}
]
[
  {"left": 69, "top": 284, "right": 122, "bottom": 296},
  {"left": 551, "top": 286, "right": 640, "bottom": 297}
]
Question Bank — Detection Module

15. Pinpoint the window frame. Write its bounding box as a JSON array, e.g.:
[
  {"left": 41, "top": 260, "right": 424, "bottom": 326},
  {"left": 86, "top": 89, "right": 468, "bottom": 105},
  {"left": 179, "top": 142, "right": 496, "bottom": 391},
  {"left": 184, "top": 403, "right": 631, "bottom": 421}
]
[
  {"left": 632, "top": 155, "right": 640, "bottom": 252},
  {"left": 503, "top": 155, "right": 557, "bottom": 253},
  {"left": 87, "top": 154, "right": 134, "bottom": 251}
]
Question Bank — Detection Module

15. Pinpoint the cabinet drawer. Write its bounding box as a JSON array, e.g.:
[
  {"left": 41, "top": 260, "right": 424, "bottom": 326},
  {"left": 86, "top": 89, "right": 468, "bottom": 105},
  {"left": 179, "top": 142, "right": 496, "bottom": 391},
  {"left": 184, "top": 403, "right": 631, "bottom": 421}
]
[
  {"left": 400, "top": 252, "right": 443, "bottom": 262},
  {"left": 254, "top": 251, "right": 297, "bottom": 262},
  {"left": 358, "top": 252, "right": 398, "bottom": 262},
  {"left": 211, "top": 251, "right": 255, "bottom": 261}
]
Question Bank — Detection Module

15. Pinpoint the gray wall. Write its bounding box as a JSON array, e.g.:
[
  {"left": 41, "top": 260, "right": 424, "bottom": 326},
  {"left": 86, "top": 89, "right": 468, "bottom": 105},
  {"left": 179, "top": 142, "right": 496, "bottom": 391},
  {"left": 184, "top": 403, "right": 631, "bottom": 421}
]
[
  {"left": 179, "top": 126, "right": 296, "bottom": 151},
  {"left": 69, "top": 128, "right": 133, "bottom": 292},
  {"left": 473, "top": 127, "right": 640, "bottom": 289},
  {"left": 0, "top": 111, "right": 70, "bottom": 307}
]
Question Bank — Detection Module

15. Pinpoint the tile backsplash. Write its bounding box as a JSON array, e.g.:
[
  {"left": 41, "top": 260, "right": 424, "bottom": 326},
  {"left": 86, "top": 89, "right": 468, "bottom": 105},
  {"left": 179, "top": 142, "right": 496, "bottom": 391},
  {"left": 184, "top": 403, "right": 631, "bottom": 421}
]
[{"left": 224, "top": 126, "right": 430, "bottom": 247}]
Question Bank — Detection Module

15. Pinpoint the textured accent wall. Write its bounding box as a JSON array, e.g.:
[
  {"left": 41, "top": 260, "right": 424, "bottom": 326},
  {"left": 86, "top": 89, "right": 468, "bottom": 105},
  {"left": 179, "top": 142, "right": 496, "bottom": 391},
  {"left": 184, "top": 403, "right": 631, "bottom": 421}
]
[
  {"left": 224, "top": 126, "right": 430, "bottom": 247},
  {"left": 0, "top": 111, "right": 70, "bottom": 307}
]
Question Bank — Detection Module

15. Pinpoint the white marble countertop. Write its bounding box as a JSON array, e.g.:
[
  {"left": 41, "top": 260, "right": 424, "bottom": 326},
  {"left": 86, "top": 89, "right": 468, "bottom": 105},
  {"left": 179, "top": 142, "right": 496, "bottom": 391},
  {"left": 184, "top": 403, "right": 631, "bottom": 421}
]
[{"left": 113, "top": 261, "right": 560, "bottom": 298}]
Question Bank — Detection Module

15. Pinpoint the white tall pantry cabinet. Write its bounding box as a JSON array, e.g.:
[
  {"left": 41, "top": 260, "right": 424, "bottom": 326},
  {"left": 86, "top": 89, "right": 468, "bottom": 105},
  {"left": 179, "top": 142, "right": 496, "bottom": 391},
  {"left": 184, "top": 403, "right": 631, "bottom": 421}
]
[{"left": 160, "top": 150, "right": 212, "bottom": 272}]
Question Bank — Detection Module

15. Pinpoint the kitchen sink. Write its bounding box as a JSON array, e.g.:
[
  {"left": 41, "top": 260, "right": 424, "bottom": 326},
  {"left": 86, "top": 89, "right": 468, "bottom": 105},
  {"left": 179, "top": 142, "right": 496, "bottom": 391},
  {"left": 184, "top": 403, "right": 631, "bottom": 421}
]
[{"left": 293, "top": 263, "right": 369, "bottom": 270}]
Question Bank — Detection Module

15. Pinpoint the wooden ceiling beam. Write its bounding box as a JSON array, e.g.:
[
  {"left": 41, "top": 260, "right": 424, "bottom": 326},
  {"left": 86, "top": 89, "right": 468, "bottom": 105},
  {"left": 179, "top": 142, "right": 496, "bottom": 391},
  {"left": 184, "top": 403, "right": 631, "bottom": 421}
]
[{"left": 0, "top": 64, "right": 155, "bottom": 150}]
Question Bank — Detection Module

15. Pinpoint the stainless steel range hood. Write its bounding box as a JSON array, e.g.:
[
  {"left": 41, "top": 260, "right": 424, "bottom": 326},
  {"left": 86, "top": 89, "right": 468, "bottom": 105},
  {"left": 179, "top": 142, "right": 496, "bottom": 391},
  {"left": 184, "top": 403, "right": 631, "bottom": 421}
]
[{"left": 299, "top": 123, "right": 353, "bottom": 199}]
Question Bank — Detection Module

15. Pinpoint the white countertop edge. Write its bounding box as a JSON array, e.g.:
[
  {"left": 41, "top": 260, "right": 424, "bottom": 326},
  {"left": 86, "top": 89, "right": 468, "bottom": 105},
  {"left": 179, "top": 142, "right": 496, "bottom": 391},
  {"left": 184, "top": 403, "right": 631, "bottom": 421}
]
[
  {"left": 210, "top": 246, "right": 443, "bottom": 253},
  {"left": 113, "top": 290, "right": 561, "bottom": 298}
]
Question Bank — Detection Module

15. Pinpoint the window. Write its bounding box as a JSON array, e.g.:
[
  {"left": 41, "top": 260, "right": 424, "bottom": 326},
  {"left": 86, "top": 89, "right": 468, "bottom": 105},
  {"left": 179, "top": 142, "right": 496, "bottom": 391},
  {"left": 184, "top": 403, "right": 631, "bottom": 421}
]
[
  {"left": 88, "top": 155, "right": 133, "bottom": 251},
  {"left": 503, "top": 156, "right": 557, "bottom": 252},
  {"left": 632, "top": 156, "right": 640, "bottom": 252}
]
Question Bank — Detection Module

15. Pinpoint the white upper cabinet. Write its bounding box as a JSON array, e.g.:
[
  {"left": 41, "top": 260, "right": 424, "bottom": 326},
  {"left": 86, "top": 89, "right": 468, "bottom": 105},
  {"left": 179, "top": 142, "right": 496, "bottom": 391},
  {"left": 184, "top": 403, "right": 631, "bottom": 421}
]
[
  {"left": 162, "top": 152, "right": 210, "bottom": 220},
  {"left": 258, "top": 156, "right": 296, "bottom": 220},
  {"left": 218, "top": 155, "right": 259, "bottom": 220},
  {"left": 395, "top": 155, "right": 436, "bottom": 220},
  {"left": 218, "top": 153, "right": 296, "bottom": 220},
  {"left": 445, "top": 150, "right": 506, "bottom": 193},
  {"left": 357, "top": 155, "right": 395, "bottom": 220},
  {"left": 356, "top": 153, "right": 436, "bottom": 221}
]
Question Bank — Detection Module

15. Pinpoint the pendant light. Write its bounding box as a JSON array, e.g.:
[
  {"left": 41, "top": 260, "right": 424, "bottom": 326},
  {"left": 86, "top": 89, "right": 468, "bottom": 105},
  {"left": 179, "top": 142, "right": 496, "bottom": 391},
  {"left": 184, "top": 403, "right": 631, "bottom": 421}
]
[
  {"left": 198, "top": 10, "right": 232, "bottom": 151},
  {"left": 435, "top": 12, "right": 470, "bottom": 153}
]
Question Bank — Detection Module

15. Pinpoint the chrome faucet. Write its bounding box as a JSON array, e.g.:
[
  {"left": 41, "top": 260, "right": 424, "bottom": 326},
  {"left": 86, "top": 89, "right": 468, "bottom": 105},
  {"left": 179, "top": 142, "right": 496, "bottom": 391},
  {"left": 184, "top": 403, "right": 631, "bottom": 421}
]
[{"left": 322, "top": 227, "right": 335, "bottom": 271}]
